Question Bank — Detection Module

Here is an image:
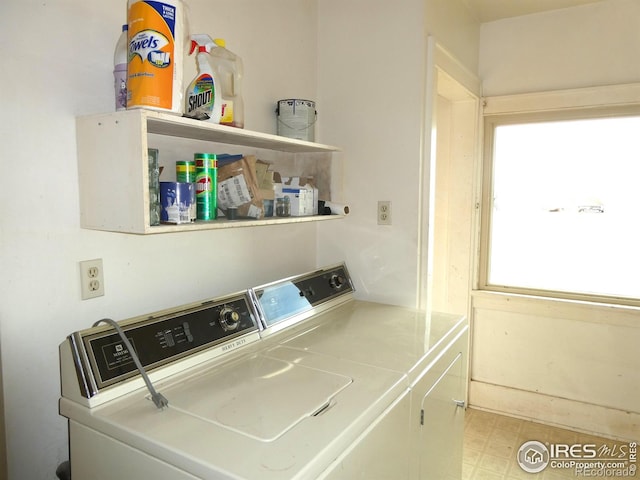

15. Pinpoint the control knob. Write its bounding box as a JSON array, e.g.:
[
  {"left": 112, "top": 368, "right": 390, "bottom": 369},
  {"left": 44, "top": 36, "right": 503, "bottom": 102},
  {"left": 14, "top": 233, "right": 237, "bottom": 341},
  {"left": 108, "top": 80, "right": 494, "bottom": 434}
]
[
  {"left": 329, "top": 273, "right": 346, "bottom": 289},
  {"left": 219, "top": 307, "right": 241, "bottom": 332}
]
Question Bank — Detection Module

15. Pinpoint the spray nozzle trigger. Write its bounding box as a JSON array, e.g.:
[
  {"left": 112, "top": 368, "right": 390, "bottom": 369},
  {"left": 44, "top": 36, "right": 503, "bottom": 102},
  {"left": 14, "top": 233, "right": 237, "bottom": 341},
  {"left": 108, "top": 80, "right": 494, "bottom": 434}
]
[{"left": 189, "top": 34, "right": 216, "bottom": 55}]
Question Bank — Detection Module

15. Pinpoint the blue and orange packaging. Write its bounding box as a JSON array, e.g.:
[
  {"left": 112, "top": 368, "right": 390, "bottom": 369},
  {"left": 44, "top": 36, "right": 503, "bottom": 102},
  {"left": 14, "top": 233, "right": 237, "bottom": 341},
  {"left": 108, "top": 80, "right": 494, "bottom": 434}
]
[{"left": 127, "top": 0, "right": 186, "bottom": 113}]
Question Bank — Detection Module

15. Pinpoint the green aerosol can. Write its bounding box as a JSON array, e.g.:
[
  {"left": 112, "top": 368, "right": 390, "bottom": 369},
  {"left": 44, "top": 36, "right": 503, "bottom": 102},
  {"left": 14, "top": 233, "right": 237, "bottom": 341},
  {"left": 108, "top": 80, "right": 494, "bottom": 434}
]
[{"left": 195, "top": 153, "right": 217, "bottom": 220}]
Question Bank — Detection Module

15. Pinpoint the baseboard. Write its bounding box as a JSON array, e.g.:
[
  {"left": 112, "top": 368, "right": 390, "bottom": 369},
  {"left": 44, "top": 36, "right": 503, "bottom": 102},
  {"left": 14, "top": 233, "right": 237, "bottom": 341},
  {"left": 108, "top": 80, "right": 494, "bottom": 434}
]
[{"left": 469, "top": 380, "right": 639, "bottom": 442}]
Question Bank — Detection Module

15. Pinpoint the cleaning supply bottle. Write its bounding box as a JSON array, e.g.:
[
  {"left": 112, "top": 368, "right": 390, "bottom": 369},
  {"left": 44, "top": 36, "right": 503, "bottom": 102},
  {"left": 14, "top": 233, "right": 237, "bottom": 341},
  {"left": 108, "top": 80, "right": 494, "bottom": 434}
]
[
  {"left": 184, "top": 35, "right": 222, "bottom": 123},
  {"left": 210, "top": 38, "right": 245, "bottom": 128},
  {"left": 113, "top": 24, "right": 128, "bottom": 111}
]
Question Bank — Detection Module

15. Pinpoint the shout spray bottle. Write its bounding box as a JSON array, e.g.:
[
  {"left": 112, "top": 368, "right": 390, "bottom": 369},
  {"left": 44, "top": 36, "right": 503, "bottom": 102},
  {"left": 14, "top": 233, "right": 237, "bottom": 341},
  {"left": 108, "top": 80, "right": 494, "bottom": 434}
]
[{"left": 184, "top": 35, "right": 222, "bottom": 123}]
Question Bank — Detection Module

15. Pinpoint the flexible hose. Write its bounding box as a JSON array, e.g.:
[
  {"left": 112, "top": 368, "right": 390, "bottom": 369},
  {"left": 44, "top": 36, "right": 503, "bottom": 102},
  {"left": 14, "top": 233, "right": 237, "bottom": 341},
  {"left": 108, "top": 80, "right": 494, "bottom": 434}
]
[{"left": 92, "top": 318, "right": 169, "bottom": 409}]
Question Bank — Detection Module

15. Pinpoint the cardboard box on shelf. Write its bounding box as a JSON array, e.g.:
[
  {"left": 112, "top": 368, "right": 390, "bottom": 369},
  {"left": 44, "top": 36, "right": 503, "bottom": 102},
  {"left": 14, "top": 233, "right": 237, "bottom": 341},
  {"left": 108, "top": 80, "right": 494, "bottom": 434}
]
[
  {"left": 255, "top": 160, "right": 276, "bottom": 201},
  {"left": 217, "top": 155, "right": 264, "bottom": 218},
  {"left": 275, "top": 177, "right": 318, "bottom": 216}
]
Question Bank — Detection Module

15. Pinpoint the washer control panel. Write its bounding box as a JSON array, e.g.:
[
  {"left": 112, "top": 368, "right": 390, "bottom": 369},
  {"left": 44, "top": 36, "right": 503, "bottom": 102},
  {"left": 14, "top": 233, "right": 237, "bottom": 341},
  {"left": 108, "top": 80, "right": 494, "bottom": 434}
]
[{"left": 73, "top": 292, "right": 259, "bottom": 392}]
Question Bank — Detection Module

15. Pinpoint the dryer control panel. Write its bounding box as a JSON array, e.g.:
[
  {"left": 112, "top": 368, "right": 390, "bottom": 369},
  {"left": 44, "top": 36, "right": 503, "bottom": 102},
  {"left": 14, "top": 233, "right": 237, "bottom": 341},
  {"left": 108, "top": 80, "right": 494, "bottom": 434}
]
[{"left": 252, "top": 263, "right": 354, "bottom": 330}]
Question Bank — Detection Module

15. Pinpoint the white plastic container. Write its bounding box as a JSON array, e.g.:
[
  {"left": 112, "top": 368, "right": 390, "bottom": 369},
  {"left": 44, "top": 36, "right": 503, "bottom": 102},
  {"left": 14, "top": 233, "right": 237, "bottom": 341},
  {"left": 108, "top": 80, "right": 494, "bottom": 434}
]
[
  {"left": 184, "top": 37, "right": 222, "bottom": 123},
  {"left": 210, "top": 39, "right": 245, "bottom": 128},
  {"left": 127, "top": 0, "right": 186, "bottom": 113},
  {"left": 113, "top": 24, "right": 128, "bottom": 111}
]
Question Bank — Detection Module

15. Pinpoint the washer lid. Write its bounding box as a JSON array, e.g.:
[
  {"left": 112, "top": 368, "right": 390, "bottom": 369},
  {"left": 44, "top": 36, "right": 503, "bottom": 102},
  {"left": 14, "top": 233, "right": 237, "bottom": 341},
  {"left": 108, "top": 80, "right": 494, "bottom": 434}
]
[{"left": 165, "top": 355, "right": 352, "bottom": 442}]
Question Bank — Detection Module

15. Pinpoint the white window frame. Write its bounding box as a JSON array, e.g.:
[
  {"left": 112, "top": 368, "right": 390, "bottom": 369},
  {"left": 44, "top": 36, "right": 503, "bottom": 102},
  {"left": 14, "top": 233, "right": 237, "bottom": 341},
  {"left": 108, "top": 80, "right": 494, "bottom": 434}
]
[{"left": 479, "top": 83, "right": 640, "bottom": 306}]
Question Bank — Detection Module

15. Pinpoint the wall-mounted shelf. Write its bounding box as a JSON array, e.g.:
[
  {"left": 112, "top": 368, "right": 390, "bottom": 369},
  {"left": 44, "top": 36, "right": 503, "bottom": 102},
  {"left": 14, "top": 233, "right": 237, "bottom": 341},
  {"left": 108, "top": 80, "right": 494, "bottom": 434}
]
[
  {"left": 76, "top": 109, "right": 344, "bottom": 234},
  {"left": 144, "top": 111, "right": 338, "bottom": 153}
]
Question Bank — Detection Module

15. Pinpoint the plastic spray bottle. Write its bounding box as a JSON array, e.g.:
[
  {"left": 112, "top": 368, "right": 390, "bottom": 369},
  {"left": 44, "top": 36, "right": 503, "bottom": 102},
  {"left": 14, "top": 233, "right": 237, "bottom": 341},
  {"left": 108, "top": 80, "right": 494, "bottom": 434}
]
[
  {"left": 184, "top": 35, "right": 222, "bottom": 123},
  {"left": 113, "top": 24, "right": 128, "bottom": 111},
  {"left": 210, "top": 38, "right": 245, "bottom": 128}
]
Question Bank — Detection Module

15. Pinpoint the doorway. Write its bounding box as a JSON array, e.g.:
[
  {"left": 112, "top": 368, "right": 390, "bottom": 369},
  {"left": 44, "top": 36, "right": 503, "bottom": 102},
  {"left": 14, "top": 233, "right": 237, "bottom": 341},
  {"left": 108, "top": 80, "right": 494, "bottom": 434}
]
[
  {"left": 419, "top": 39, "right": 481, "bottom": 320},
  {"left": 431, "top": 70, "right": 479, "bottom": 316}
]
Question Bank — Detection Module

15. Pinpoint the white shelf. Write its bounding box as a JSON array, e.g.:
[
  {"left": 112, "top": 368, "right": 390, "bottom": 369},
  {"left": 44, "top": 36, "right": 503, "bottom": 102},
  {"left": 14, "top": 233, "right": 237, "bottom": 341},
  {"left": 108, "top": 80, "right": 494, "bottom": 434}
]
[
  {"left": 76, "top": 109, "right": 344, "bottom": 234},
  {"left": 143, "top": 110, "right": 340, "bottom": 153},
  {"left": 146, "top": 214, "right": 343, "bottom": 234}
]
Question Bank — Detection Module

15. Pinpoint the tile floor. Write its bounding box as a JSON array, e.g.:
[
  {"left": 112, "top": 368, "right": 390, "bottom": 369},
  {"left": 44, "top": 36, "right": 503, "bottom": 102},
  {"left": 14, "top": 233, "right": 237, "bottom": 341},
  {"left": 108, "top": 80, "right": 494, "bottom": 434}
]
[{"left": 463, "top": 408, "right": 637, "bottom": 480}]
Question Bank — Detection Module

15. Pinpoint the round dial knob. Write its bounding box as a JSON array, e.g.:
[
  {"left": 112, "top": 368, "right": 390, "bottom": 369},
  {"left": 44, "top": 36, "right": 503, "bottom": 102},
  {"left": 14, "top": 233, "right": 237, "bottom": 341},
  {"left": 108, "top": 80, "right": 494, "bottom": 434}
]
[
  {"left": 219, "top": 307, "right": 240, "bottom": 332},
  {"left": 329, "top": 274, "right": 346, "bottom": 289}
]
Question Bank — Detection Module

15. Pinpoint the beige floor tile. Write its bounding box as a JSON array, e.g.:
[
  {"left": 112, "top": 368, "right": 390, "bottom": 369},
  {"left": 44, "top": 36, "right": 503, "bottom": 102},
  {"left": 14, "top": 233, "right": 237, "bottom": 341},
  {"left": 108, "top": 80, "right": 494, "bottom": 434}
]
[
  {"left": 546, "top": 426, "right": 579, "bottom": 444},
  {"left": 519, "top": 421, "right": 552, "bottom": 442},
  {"left": 495, "top": 415, "right": 523, "bottom": 433},
  {"left": 478, "top": 453, "right": 512, "bottom": 475},
  {"left": 463, "top": 462, "right": 477, "bottom": 480},
  {"left": 465, "top": 434, "right": 489, "bottom": 451},
  {"left": 484, "top": 441, "right": 516, "bottom": 459},
  {"left": 490, "top": 427, "right": 522, "bottom": 447},
  {"left": 505, "top": 466, "right": 543, "bottom": 479},
  {"left": 472, "top": 468, "right": 507, "bottom": 480},
  {"left": 464, "top": 447, "right": 484, "bottom": 466},
  {"left": 463, "top": 408, "right": 638, "bottom": 480},
  {"left": 505, "top": 474, "right": 545, "bottom": 480}
]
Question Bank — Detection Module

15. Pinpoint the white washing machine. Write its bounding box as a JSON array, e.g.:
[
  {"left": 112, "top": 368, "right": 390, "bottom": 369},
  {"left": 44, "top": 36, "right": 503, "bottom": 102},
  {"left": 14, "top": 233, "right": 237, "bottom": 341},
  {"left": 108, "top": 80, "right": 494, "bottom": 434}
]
[{"left": 59, "top": 264, "right": 467, "bottom": 479}]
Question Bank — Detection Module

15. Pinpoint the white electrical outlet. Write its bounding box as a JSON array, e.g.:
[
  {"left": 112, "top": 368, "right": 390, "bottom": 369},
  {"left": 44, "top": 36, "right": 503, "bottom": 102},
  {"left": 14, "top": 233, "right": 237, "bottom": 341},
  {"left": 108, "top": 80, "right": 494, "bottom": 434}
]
[
  {"left": 80, "top": 258, "right": 105, "bottom": 300},
  {"left": 378, "top": 201, "right": 392, "bottom": 225}
]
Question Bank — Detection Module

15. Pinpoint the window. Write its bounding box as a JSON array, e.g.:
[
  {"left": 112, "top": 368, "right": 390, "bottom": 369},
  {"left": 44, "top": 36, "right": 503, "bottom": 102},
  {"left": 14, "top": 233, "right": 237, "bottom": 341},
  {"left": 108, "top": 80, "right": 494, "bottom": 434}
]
[{"left": 482, "top": 113, "right": 640, "bottom": 302}]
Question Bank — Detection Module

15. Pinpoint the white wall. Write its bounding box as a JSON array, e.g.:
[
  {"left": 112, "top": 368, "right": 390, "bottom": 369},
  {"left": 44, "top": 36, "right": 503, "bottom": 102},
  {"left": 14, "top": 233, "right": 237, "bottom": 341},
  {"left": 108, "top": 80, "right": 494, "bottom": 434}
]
[
  {"left": 425, "top": 0, "right": 480, "bottom": 75},
  {"left": 187, "top": 0, "right": 319, "bottom": 134},
  {"left": 316, "top": 0, "right": 480, "bottom": 307},
  {"left": 0, "top": 1, "right": 320, "bottom": 478},
  {"left": 473, "top": 0, "right": 640, "bottom": 440},
  {"left": 480, "top": 0, "right": 640, "bottom": 96}
]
